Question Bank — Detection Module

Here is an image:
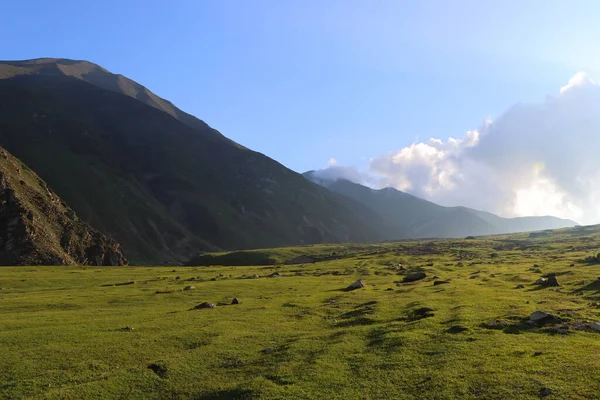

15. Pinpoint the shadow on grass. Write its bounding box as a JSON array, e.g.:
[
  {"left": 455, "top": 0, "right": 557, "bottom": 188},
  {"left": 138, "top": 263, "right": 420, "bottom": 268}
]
[
  {"left": 194, "top": 388, "right": 258, "bottom": 400},
  {"left": 481, "top": 315, "right": 563, "bottom": 335},
  {"left": 571, "top": 279, "right": 600, "bottom": 295},
  {"left": 336, "top": 317, "right": 376, "bottom": 327},
  {"left": 366, "top": 326, "right": 403, "bottom": 350}
]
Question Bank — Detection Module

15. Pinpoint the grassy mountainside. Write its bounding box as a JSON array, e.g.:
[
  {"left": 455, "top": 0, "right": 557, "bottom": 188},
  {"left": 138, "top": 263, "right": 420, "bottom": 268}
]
[
  {"left": 0, "top": 147, "right": 126, "bottom": 265},
  {"left": 304, "top": 173, "right": 576, "bottom": 238},
  {"left": 3, "top": 225, "right": 600, "bottom": 398},
  {"left": 0, "top": 71, "right": 381, "bottom": 264}
]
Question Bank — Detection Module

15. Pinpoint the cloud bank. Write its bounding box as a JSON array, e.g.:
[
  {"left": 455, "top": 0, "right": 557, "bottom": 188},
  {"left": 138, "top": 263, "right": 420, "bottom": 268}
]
[{"left": 316, "top": 73, "right": 600, "bottom": 224}]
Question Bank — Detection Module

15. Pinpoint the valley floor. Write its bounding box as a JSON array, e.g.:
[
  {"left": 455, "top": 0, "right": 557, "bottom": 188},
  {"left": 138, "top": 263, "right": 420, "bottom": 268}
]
[{"left": 2, "top": 227, "right": 600, "bottom": 399}]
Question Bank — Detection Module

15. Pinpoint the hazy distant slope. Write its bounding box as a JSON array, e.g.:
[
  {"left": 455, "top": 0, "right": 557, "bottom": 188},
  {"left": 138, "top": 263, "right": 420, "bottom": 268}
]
[
  {"left": 0, "top": 67, "right": 381, "bottom": 263},
  {"left": 304, "top": 172, "right": 576, "bottom": 238}
]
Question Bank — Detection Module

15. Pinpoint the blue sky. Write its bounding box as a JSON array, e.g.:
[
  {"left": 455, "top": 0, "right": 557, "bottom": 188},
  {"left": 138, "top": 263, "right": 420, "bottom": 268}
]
[{"left": 1, "top": 0, "right": 599, "bottom": 175}]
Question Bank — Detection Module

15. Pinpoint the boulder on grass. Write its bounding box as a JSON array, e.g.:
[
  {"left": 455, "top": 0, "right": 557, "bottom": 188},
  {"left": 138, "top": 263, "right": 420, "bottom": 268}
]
[
  {"left": 402, "top": 272, "right": 427, "bottom": 283},
  {"left": 347, "top": 279, "right": 366, "bottom": 290},
  {"left": 193, "top": 302, "right": 216, "bottom": 310}
]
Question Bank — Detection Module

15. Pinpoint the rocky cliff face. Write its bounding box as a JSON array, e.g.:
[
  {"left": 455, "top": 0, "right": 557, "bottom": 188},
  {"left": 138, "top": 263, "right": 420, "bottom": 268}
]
[{"left": 0, "top": 147, "right": 126, "bottom": 266}]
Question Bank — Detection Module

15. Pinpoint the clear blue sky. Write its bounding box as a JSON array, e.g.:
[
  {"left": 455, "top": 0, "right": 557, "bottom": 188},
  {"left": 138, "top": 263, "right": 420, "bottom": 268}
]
[{"left": 2, "top": 0, "right": 598, "bottom": 173}]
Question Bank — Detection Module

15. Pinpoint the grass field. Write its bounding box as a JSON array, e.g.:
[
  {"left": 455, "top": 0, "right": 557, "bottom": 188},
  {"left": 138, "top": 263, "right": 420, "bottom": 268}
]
[{"left": 2, "top": 226, "right": 600, "bottom": 399}]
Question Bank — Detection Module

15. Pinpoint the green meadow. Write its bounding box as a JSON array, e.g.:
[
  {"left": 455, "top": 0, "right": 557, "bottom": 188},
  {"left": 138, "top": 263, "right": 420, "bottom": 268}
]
[{"left": 2, "top": 226, "right": 600, "bottom": 399}]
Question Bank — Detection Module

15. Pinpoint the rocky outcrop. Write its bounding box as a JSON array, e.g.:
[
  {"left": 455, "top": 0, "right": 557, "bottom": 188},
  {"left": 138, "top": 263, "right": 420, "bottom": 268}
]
[{"left": 0, "top": 147, "right": 126, "bottom": 265}]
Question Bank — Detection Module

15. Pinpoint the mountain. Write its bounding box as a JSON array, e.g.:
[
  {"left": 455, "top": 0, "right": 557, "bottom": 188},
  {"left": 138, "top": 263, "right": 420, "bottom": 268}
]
[
  {"left": 304, "top": 172, "right": 577, "bottom": 238},
  {"left": 0, "top": 146, "right": 126, "bottom": 265},
  {"left": 0, "top": 58, "right": 237, "bottom": 145},
  {"left": 0, "top": 59, "right": 382, "bottom": 264}
]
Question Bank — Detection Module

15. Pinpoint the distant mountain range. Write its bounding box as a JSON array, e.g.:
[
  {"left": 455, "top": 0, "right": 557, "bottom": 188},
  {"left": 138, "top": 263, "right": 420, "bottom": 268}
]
[
  {"left": 303, "top": 171, "right": 576, "bottom": 239},
  {"left": 0, "top": 58, "right": 577, "bottom": 264}
]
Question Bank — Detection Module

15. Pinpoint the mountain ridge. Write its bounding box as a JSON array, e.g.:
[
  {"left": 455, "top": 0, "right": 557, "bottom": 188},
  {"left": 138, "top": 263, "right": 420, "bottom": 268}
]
[
  {"left": 0, "top": 64, "right": 383, "bottom": 263},
  {"left": 303, "top": 171, "right": 577, "bottom": 238}
]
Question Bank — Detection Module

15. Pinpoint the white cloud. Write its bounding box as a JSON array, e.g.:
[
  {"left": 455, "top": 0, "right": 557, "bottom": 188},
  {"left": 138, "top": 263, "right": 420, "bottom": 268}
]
[{"left": 315, "top": 72, "right": 600, "bottom": 224}]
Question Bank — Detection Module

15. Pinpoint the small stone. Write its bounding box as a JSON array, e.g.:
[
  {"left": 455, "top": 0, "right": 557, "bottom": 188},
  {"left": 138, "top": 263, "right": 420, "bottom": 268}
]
[
  {"left": 268, "top": 272, "right": 281, "bottom": 278},
  {"left": 347, "top": 279, "right": 366, "bottom": 290},
  {"left": 120, "top": 326, "right": 134, "bottom": 331},
  {"left": 433, "top": 280, "right": 450, "bottom": 286},
  {"left": 539, "top": 387, "right": 552, "bottom": 397},
  {"left": 183, "top": 285, "right": 195, "bottom": 291},
  {"left": 552, "top": 324, "right": 569, "bottom": 334},
  {"left": 530, "top": 311, "right": 549, "bottom": 322},
  {"left": 175, "top": 276, "right": 180, "bottom": 280},
  {"left": 469, "top": 275, "right": 478, "bottom": 279},
  {"left": 516, "top": 284, "right": 525, "bottom": 289},
  {"left": 385, "top": 287, "right": 394, "bottom": 291},
  {"left": 588, "top": 322, "right": 600, "bottom": 332},
  {"left": 231, "top": 298, "right": 241, "bottom": 304},
  {"left": 193, "top": 302, "right": 216, "bottom": 310},
  {"left": 533, "top": 351, "right": 543, "bottom": 357},
  {"left": 481, "top": 319, "right": 509, "bottom": 330},
  {"left": 402, "top": 272, "right": 427, "bottom": 283}
]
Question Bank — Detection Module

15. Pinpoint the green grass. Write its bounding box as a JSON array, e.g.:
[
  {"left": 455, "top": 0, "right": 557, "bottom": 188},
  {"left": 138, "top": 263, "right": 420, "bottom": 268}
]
[{"left": 3, "top": 226, "right": 600, "bottom": 399}]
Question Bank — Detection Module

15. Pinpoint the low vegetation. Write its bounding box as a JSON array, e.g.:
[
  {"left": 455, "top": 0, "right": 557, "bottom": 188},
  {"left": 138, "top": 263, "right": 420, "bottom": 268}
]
[{"left": 2, "top": 225, "right": 600, "bottom": 398}]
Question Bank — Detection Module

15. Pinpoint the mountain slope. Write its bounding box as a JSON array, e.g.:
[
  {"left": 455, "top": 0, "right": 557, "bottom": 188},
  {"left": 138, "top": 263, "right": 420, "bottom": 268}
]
[
  {"left": 0, "top": 64, "right": 382, "bottom": 263},
  {"left": 304, "top": 172, "right": 576, "bottom": 238},
  {"left": 0, "top": 146, "right": 126, "bottom": 265},
  {"left": 0, "top": 58, "right": 236, "bottom": 145}
]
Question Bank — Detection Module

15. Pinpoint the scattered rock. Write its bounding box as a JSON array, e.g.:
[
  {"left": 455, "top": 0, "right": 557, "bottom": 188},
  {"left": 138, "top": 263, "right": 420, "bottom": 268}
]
[
  {"left": 530, "top": 311, "right": 550, "bottom": 322},
  {"left": 385, "top": 287, "right": 394, "bottom": 291},
  {"left": 552, "top": 325, "right": 569, "bottom": 334},
  {"left": 545, "top": 275, "right": 559, "bottom": 286},
  {"left": 183, "top": 285, "right": 196, "bottom": 291},
  {"left": 516, "top": 284, "right": 525, "bottom": 289},
  {"left": 588, "top": 322, "right": 600, "bottom": 332},
  {"left": 433, "top": 280, "right": 450, "bottom": 286},
  {"left": 231, "top": 298, "right": 241, "bottom": 304},
  {"left": 268, "top": 272, "right": 281, "bottom": 278},
  {"left": 347, "top": 279, "right": 366, "bottom": 290},
  {"left": 120, "top": 326, "right": 134, "bottom": 332},
  {"left": 533, "top": 351, "right": 543, "bottom": 357},
  {"left": 295, "top": 272, "right": 303, "bottom": 276},
  {"left": 481, "top": 319, "right": 509, "bottom": 330},
  {"left": 573, "top": 323, "right": 587, "bottom": 331},
  {"left": 469, "top": 275, "right": 478, "bottom": 279},
  {"left": 193, "top": 302, "right": 216, "bottom": 310},
  {"left": 402, "top": 272, "right": 427, "bottom": 283},
  {"left": 539, "top": 387, "right": 552, "bottom": 397},
  {"left": 536, "top": 276, "right": 559, "bottom": 287},
  {"left": 175, "top": 276, "right": 181, "bottom": 280}
]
